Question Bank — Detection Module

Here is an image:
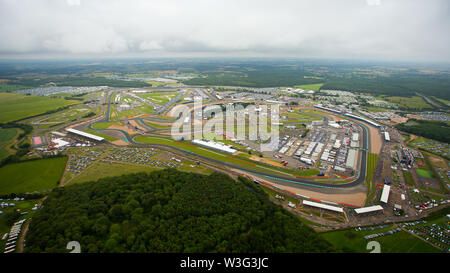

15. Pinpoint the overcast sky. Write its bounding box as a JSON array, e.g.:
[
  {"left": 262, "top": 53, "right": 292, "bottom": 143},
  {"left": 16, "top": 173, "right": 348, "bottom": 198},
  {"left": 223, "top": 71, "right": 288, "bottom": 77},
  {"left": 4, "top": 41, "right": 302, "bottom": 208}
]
[{"left": 0, "top": 0, "right": 449, "bottom": 62}]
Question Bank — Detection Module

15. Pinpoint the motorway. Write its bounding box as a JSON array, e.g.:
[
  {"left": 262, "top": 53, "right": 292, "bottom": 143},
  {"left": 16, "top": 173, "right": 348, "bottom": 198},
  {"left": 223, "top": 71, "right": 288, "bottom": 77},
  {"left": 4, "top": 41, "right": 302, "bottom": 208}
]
[{"left": 81, "top": 89, "right": 371, "bottom": 189}]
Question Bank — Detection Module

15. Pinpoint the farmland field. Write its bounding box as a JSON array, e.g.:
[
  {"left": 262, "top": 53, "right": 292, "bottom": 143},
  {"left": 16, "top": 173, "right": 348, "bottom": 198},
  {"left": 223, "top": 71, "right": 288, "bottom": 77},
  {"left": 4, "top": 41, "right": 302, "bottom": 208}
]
[
  {"left": 0, "top": 157, "right": 67, "bottom": 194},
  {"left": 0, "top": 93, "right": 80, "bottom": 122}
]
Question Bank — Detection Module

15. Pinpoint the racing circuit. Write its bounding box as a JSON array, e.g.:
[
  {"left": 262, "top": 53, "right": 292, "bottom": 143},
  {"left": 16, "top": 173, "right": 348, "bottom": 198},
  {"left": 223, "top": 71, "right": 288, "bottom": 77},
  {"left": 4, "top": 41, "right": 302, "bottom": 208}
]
[{"left": 69, "top": 88, "right": 380, "bottom": 194}]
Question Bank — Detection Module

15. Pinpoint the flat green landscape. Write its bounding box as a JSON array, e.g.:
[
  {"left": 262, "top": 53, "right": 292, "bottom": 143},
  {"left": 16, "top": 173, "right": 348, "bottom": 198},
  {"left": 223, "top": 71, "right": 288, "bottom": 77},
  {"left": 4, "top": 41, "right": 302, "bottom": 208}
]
[
  {"left": 137, "top": 92, "right": 178, "bottom": 105},
  {"left": 294, "top": 83, "right": 324, "bottom": 91},
  {"left": 416, "top": 168, "right": 433, "bottom": 178},
  {"left": 83, "top": 128, "right": 118, "bottom": 142},
  {"left": 0, "top": 93, "right": 80, "bottom": 122},
  {"left": 43, "top": 106, "right": 92, "bottom": 123},
  {"left": 365, "top": 152, "right": 379, "bottom": 205},
  {"left": 143, "top": 120, "right": 172, "bottom": 129},
  {"left": 384, "top": 96, "right": 433, "bottom": 110},
  {"left": 0, "top": 157, "right": 67, "bottom": 194},
  {"left": 0, "top": 128, "right": 17, "bottom": 159},
  {"left": 320, "top": 226, "right": 442, "bottom": 253},
  {"left": 403, "top": 170, "right": 415, "bottom": 186},
  {"left": 110, "top": 104, "right": 154, "bottom": 121},
  {"left": 91, "top": 121, "right": 120, "bottom": 129}
]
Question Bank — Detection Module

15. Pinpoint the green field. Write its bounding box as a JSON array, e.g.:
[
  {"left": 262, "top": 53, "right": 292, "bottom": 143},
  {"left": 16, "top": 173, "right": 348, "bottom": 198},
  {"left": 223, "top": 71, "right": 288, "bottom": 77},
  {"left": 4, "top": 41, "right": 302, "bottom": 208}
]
[
  {"left": 43, "top": 106, "right": 92, "bottom": 123},
  {"left": 362, "top": 106, "right": 389, "bottom": 112},
  {"left": 365, "top": 153, "right": 379, "bottom": 205},
  {"left": 384, "top": 96, "right": 433, "bottom": 110},
  {"left": 366, "top": 153, "right": 378, "bottom": 184},
  {"left": 294, "top": 83, "right": 324, "bottom": 91},
  {"left": 0, "top": 128, "right": 17, "bottom": 159},
  {"left": 0, "top": 157, "right": 67, "bottom": 194},
  {"left": 403, "top": 170, "right": 415, "bottom": 186},
  {"left": 285, "top": 111, "right": 322, "bottom": 121},
  {"left": 111, "top": 104, "right": 154, "bottom": 121},
  {"left": 63, "top": 148, "right": 213, "bottom": 185},
  {"left": 91, "top": 122, "right": 121, "bottom": 130},
  {"left": 433, "top": 97, "right": 450, "bottom": 106},
  {"left": 83, "top": 128, "right": 118, "bottom": 142},
  {"left": 143, "top": 120, "right": 172, "bottom": 129},
  {"left": 0, "top": 93, "right": 79, "bottom": 122},
  {"left": 69, "top": 161, "right": 160, "bottom": 184},
  {"left": 137, "top": 92, "right": 178, "bottom": 105},
  {"left": 416, "top": 168, "right": 433, "bottom": 178},
  {"left": 321, "top": 226, "right": 442, "bottom": 253}
]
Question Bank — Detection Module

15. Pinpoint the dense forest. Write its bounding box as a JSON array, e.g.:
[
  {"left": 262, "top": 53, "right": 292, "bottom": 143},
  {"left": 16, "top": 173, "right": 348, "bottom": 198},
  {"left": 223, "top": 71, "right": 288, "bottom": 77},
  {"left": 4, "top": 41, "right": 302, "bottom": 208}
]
[
  {"left": 396, "top": 119, "right": 450, "bottom": 143},
  {"left": 25, "top": 169, "right": 334, "bottom": 253}
]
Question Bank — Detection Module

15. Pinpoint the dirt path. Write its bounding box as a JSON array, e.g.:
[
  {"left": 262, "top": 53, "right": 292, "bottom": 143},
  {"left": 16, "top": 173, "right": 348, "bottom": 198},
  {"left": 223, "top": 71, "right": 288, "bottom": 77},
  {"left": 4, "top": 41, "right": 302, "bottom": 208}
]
[
  {"left": 17, "top": 219, "right": 30, "bottom": 253},
  {"left": 249, "top": 155, "right": 285, "bottom": 168},
  {"left": 368, "top": 125, "right": 382, "bottom": 155}
]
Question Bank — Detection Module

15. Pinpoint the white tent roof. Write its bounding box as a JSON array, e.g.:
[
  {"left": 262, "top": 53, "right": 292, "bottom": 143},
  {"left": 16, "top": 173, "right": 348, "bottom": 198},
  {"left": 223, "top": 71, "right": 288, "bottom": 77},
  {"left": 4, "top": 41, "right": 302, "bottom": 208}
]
[
  {"left": 66, "top": 128, "right": 104, "bottom": 141},
  {"left": 380, "top": 185, "right": 391, "bottom": 203},
  {"left": 354, "top": 205, "right": 383, "bottom": 214},
  {"left": 303, "top": 200, "right": 343, "bottom": 213}
]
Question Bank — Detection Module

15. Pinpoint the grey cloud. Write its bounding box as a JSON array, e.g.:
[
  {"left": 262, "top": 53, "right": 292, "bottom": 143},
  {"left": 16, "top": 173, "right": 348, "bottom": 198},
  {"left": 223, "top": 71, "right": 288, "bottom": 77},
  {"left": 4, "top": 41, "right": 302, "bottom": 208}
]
[{"left": 0, "top": 0, "right": 449, "bottom": 62}]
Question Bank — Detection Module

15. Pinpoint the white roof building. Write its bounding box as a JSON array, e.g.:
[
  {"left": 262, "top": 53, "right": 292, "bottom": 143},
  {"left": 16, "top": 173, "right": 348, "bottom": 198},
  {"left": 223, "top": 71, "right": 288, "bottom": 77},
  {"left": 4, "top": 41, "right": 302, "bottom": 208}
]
[
  {"left": 66, "top": 128, "right": 104, "bottom": 141},
  {"left": 380, "top": 185, "right": 391, "bottom": 203},
  {"left": 192, "top": 139, "right": 237, "bottom": 154},
  {"left": 51, "top": 131, "right": 67, "bottom": 137},
  {"left": 52, "top": 138, "right": 70, "bottom": 148},
  {"left": 303, "top": 200, "right": 344, "bottom": 213},
  {"left": 354, "top": 205, "right": 383, "bottom": 214}
]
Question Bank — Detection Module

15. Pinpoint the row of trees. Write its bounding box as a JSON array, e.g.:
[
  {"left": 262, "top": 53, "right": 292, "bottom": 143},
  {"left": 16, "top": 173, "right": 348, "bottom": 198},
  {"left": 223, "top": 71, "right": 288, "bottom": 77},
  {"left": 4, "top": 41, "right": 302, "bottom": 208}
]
[{"left": 25, "top": 169, "right": 335, "bottom": 253}]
